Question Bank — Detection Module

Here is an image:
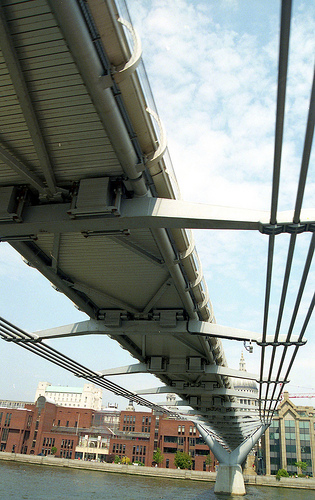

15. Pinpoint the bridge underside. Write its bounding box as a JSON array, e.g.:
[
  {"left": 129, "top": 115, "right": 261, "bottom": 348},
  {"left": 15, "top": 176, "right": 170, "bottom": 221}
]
[{"left": 0, "top": 0, "right": 314, "bottom": 495}]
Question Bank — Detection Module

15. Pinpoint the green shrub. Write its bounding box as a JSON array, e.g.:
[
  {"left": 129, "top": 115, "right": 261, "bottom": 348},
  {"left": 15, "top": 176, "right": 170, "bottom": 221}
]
[
  {"left": 276, "top": 468, "right": 289, "bottom": 480},
  {"left": 174, "top": 451, "right": 193, "bottom": 470}
]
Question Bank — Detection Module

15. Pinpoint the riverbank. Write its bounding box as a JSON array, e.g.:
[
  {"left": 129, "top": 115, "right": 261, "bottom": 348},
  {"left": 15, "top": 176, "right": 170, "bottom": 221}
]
[{"left": 1, "top": 452, "right": 314, "bottom": 490}]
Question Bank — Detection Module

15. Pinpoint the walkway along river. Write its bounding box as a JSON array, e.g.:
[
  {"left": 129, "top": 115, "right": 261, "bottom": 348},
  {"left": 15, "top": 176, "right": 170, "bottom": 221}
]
[{"left": 1, "top": 452, "right": 315, "bottom": 499}]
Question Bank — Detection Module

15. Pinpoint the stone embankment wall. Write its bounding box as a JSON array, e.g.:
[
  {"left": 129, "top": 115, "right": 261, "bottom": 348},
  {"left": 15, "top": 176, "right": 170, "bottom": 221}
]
[{"left": 1, "top": 452, "right": 315, "bottom": 490}]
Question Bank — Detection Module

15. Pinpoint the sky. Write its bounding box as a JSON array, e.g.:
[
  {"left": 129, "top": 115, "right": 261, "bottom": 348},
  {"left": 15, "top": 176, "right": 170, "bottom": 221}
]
[{"left": 0, "top": 0, "right": 314, "bottom": 410}]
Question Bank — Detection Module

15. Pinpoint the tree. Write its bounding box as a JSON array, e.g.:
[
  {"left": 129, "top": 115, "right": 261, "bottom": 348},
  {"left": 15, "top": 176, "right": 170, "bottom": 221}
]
[
  {"left": 174, "top": 451, "right": 193, "bottom": 470},
  {"left": 153, "top": 447, "right": 164, "bottom": 466},
  {"left": 51, "top": 446, "right": 57, "bottom": 456},
  {"left": 114, "top": 455, "right": 120, "bottom": 464},
  {"left": 276, "top": 468, "right": 289, "bottom": 480},
  {"left": 294, "top": 461, "right": 307, "bottom": 475},
  {"left": 205, "top": 454, "right": 212, "bottom": 470},
  {"left": 121, "top": 456, "right": 131, "bottom": 465}
]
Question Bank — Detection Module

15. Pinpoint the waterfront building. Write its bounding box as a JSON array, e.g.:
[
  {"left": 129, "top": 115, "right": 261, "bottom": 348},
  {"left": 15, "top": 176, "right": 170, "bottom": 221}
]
[
  {"left": 157, "top": 416, "right": 216, "bottom": 471},
  {"left": 35, "top": 382, "right": 102, "bottom": 410},
  {"left": 109, "top": 408, "right": 156, "bottom": 465},
  {"left": 0, "top": 395, "right": 214, "bottom": 469},
  {"left": 0, "top": 396, "right": 95, "bottom": 456},
  {"left": 263, "top": 392, "right": 315, "bottom": 477}
]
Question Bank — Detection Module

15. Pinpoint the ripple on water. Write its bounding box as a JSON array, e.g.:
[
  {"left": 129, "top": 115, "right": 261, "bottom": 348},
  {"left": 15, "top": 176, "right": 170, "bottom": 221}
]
[{"left": 0, "top": 461, "right": 313, "bottom": 500}]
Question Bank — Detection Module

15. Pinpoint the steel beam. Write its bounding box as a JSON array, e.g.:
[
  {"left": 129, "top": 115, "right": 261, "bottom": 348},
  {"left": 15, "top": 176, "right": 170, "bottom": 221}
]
[
  {"left": 72, "top": 282, "right": 141, "bottom": 315},
  {"left": 98, "top": 360, "right": 285, "bottom": 383},
  {"left": 0, "top": 145, "right": 47, "bottom": 195},
  {"left": 0, "top": 6, "right": 57, "bottom": 195},
  {"left": 32, "top": 318, "right": 303, "bottom": 358},
  {"left": 48, "top": 0, "right": 147, "bottom": 197},
  {"left": 136, "top": 386, "right": 258, "bottom": 398},
  {"left": 142, "top": 278, "right": 172, "bottom": 314},
  {"left": 109, "top": 235, "right": 165, "bottom": 267},
  {"left": 10, "top": 242, "right": 98, "bottom": 319},
  {"left": 1, "top": 198, "right": 314, "bottom": 240}
]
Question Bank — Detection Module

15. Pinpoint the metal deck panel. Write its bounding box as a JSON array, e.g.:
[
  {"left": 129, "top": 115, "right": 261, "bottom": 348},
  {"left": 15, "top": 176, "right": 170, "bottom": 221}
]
[
  {"left": 0, "top": 2, "right": 124, "bottom": 188},
  {"left": 55, "top": 233, "right": 172, "bottom": 311}
]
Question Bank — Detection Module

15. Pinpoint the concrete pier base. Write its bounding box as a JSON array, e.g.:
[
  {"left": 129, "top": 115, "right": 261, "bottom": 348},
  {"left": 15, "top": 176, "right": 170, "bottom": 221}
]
[{"left": 214, "top": 464, "right": 246, "bottom": 495}]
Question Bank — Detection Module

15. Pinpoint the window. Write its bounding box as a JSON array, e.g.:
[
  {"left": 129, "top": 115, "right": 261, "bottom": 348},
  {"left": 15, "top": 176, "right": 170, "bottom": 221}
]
[
  {"left": 195, "top": 449, "right": 209, "bottom": 456},
  {"left": 27, "top": 415, "right": 32, "bottom": 428},
  {"left": 299, "top": 421, "right": 310, "bottom": 434},
  {"left": 284, "top": 420, "right": 295, "bottom": 431},
  {"left": 1, "top": 428, "right": 9, "bottom": 442},
  {"left": 301, "top": 445, "right": 311, "bottom": 454},
  {"left": 66, "top": 421, "right": 69, "bottom": 427},
  {"left": 164, "top": 436, "right": 178, "bottom": 443},
  {"left": 196, "top": 437, "right": 205, "bottom": 445},
  {"left": 270, "top": 444, "right": 280, "bottom": 452},
  {"left": 286, "top": 444, "right": 296, "bottom": 453},
  {"left": 287, "top": 457, "right": 297, "bottom": 466},
  {"left": 4, "top": 413, "right": 12, "bottom": 427}
]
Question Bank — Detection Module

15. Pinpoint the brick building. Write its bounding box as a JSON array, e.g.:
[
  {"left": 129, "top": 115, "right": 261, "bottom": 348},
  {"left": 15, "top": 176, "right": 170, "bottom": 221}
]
[
  {"left": 0, "top": 396, "right": 215, "bottom": 470},
  {"left": 157, "top": 417, "right": 216, "bottom": 471},
  {"left": 0, "top": 396, "right": 93, "bottom": 458},
  {"left": 109, "top": 408, "right": 156, "bottom": 465}
]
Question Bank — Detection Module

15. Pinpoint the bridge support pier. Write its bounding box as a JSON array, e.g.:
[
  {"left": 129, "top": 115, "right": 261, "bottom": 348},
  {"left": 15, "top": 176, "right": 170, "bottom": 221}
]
[
  {"left": 196, "top": 423, "right": 267, "bottom": 495},
  {"left": 215, "top": 464, "right": 246, "bottom": 495}
]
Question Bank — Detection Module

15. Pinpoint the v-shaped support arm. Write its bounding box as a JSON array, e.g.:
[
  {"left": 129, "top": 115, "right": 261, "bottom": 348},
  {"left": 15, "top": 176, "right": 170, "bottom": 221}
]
[{"left": 196, "top": 422, "right": 268, "bottom": 466}]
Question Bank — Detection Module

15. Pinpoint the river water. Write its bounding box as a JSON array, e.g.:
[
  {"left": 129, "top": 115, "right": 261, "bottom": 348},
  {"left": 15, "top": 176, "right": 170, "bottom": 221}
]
[{"left": 1, "top": 461, "right": 314, "bottom": 500}]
